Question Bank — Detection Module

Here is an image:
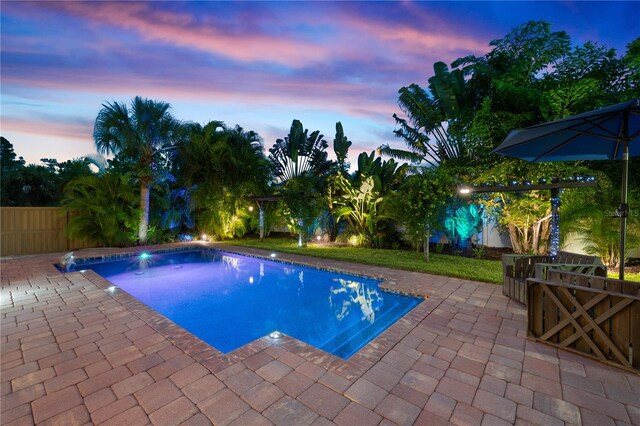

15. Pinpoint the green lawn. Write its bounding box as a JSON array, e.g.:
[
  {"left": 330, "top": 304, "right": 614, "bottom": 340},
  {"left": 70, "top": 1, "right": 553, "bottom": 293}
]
[
  {"left": 608, "top": 271, "right": 640, "bottom": 281},
  {"left": 223, "top": 238, "right": 503, "bottom": 284}
]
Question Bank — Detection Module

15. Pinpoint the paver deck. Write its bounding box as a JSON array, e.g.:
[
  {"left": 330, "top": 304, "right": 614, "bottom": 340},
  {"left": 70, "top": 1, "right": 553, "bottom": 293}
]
[{"left": 2, "top": 243, "right": 639, "bottom": 425}]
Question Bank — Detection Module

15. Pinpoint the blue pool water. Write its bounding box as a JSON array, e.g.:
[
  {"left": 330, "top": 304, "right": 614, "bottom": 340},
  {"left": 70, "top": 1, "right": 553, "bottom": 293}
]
[{"left": 63, "top": 250, "right": 421, "bottom": 358}]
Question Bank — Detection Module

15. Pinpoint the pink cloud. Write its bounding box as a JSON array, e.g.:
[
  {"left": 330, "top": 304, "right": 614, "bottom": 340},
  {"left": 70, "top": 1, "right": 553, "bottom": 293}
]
[
  {"left": 46, "top": 2, "right": 330, "bottom": 68},
  {"left": 1, "top": 115, "right": 93, "bottom": 142},
  {"left": 2, "top": 64, "right": 395, "bottom": 123}
]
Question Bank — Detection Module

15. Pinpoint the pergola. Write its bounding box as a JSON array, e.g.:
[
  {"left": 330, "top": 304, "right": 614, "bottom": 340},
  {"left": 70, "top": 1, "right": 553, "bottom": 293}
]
[{"left": 458, "top": 177, "right": 597, "bottom": 256}]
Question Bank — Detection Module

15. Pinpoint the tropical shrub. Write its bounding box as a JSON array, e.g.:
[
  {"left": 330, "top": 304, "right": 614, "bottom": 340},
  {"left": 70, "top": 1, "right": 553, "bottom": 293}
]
[
  {"left": 561, "top": 175, "right": 640, "bottom": 267},
  {"left": 444, "top": 203, "right": 483, "bottom": 249},
  {"left": 62, "top": 173, "right": 139, "bottom": 247},
  {"left": 179, "top": 121, "right": 270, "bottom": 239},
  {"left": 333, "top": 174, "right": 384, "bottom": 246}
]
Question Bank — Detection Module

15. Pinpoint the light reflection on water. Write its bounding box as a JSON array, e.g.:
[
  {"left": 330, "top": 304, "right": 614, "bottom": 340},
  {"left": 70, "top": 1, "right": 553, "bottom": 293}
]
[{"left": 330, "top": 279, "right": 383, "bottom": 323}]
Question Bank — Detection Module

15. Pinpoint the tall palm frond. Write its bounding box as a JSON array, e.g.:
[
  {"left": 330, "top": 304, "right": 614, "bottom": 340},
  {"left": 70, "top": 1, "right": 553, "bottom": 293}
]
[
  {"left": 383, "top": 62, "right": 471, "bottom": 168},
  {"left": 269, "top": 119, "right": 332, "bottom": 182}
]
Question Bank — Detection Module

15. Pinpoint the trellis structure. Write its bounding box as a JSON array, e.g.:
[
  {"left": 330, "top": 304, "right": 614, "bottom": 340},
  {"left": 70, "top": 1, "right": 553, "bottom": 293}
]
[{"left": 458, "top": 178, "right": 597, "bottom": 256}]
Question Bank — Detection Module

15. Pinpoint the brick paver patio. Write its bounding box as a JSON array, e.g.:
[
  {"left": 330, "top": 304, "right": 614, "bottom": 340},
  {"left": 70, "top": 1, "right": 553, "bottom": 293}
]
[{"left": 2, "top": 243, "right": 639, "bottom": 425}]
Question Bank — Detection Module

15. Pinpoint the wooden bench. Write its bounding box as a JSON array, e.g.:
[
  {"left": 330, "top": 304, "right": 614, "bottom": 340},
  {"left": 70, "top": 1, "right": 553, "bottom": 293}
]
[
  {"left": 502, "top": 251, "right": 605, "bottom": 304},
  {"left": 527, "top": 270, "right": 640, "bottom": 373}
]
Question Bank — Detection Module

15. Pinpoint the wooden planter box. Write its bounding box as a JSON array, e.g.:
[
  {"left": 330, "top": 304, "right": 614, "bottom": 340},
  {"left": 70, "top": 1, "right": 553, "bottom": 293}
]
[
  {"left": 527, "top": 270, "right": 640, "bottom": 373},
  {"left": 502, "top": 252, "right": 605, "bottom": 304}
]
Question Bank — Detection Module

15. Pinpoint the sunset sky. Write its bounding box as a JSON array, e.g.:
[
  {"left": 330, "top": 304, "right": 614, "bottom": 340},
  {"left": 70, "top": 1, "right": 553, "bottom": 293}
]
[{"left": 1, "top": 1, "right": 638, "bottom": 166}]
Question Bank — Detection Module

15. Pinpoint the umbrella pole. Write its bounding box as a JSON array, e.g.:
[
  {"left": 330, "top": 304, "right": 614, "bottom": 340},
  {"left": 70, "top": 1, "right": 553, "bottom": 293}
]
[{"left": 619, "top": 112, "right": 629, "bottom": 280}]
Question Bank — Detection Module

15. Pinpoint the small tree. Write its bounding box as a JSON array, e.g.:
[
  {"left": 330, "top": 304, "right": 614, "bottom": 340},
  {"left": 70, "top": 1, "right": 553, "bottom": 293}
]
[
  {"left": 269, "top": 120, "right": 332, "bottom": 245},
  {"left": 280, "top": 175, "right": 325, "bottom": 246},
  {"left": 387, "top": 168, "right": 453, "bottom": 260},
  {"left": 476, "top": 159, "right": 588, "bottom": 254}
]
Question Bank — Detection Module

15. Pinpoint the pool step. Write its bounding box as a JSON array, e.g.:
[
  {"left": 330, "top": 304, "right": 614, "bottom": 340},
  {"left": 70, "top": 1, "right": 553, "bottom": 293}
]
[{"left": 319, "top": 300, "right": 414, "bottom": 358}]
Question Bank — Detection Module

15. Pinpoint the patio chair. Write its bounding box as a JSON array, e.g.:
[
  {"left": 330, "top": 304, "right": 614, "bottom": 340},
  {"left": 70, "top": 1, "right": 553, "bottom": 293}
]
[{"left": 502, "top": 251, "right": 606, "bottom": 304}]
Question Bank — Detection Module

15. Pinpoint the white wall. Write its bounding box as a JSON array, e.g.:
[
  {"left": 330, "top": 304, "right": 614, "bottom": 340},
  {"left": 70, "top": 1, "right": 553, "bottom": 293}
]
[{"left": 562, "top": 232, "right": 640, "bottom": 257}]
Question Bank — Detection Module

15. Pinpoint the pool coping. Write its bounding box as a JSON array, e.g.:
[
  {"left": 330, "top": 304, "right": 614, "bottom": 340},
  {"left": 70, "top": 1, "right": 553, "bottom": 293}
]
[{"left": 56, "top": 242, "right": 442, "bottom": 380}]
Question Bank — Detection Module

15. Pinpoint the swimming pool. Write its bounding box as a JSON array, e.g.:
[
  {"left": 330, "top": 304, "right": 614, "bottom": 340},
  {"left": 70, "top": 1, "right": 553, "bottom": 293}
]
[{"left": 62, "top": 249, "right": 421, "bottom": 359}]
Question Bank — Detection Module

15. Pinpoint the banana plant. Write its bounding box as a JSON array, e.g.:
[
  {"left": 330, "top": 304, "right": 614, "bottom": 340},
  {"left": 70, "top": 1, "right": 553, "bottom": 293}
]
[{"left": 334, "top": 174, "right": 384, "bottom": 244}]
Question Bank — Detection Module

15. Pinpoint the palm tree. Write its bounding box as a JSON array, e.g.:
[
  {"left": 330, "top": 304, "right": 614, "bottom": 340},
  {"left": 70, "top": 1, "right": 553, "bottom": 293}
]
[
  {"left": 93, "top": 96, "right": 183, "bottom": 244},
  {"left": 178, "top": 121, "right": 270, "bottom": 237}
]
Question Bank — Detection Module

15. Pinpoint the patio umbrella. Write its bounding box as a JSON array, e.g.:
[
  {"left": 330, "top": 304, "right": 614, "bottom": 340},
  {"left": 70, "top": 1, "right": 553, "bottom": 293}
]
[{"left": 493, "top": 98, "right": 640, "bottom": 279}]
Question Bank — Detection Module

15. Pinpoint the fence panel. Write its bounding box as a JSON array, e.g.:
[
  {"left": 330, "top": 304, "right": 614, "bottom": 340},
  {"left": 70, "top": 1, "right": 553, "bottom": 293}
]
[
  {"left": 527, "top": 272, "right": 640, "bottom": 373},
  {"left": 1, "top": 207, "right": 95, "bottom": 256}
]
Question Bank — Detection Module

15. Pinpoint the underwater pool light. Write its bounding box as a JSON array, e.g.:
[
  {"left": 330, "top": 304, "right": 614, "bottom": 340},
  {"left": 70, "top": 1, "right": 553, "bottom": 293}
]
[{"left": 139, "top": 252, "right": 151, "bottom": 260}]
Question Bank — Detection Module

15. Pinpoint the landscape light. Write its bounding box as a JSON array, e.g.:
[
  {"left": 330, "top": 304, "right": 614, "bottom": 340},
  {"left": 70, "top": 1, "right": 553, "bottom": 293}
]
[
  {"left": 201, "top": 234, "right": 208, "bottom": 241},
  {"left": 270, "top": 253, "right": 276, "bottom": 258},
  {"left": 316, "top": 235, "right": 322, "bottom": 241},
  {"left": 459, "top": 188, "right": 471, "bottom": 194},
  {"left": 269, "top": 331, "right": 283, "bottom": 339},
  {"left": 248, "top": 206, "right": 254, "bottom": 212}
]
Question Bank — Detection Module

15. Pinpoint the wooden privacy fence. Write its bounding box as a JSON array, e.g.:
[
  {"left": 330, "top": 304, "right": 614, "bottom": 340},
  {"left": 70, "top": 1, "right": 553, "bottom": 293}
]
[
  {"left": 1, "top": 207, "right": 94, "bottom": 257},
  {"left": 527, "top": 270, "right": 640, "bottom": 373}
]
